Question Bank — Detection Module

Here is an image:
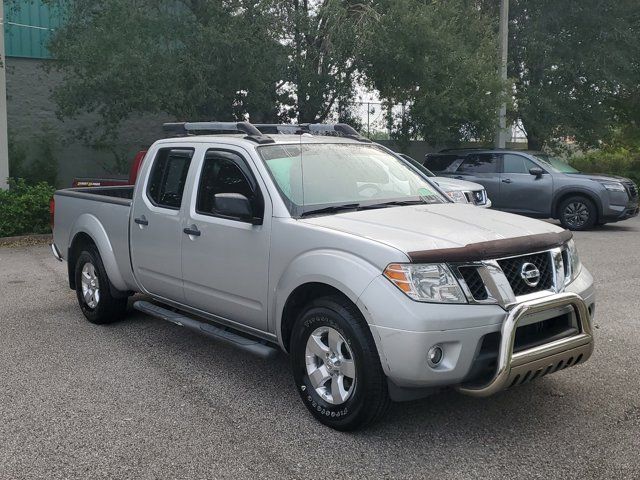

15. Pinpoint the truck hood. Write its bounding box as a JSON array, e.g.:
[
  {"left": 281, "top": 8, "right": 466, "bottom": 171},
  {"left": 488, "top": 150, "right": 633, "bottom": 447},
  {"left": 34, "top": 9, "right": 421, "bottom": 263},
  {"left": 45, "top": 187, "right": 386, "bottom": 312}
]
[
  {"left": 432, "top": 176, "right": 483, "bottom": 192},
  {"left": 300, "top": 203, "right": 563, "bottom": 255}
]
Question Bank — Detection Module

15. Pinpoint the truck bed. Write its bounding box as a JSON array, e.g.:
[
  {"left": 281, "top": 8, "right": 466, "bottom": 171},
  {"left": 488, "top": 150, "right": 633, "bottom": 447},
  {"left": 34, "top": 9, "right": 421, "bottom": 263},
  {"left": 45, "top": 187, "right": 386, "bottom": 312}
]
[
  {"left": 52, "top": 186, "right": 137, "bottom": 292},
  {"left": 56, "top": 186, "right": 134, "bottom": 205}
]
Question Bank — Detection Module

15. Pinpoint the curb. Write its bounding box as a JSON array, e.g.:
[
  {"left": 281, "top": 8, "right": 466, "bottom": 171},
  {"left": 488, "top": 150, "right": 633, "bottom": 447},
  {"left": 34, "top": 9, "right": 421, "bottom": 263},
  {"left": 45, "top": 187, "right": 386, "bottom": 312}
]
[{"left": 0, "top": 233, "right": 53, "bottom": 246}]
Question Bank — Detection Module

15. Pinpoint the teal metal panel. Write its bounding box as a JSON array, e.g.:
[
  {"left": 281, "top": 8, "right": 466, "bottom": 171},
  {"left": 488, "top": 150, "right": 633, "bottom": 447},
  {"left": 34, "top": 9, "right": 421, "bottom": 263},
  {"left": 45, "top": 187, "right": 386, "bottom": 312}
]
[{"left": 4, "top": 0, "right": 62, "bottom": 59}]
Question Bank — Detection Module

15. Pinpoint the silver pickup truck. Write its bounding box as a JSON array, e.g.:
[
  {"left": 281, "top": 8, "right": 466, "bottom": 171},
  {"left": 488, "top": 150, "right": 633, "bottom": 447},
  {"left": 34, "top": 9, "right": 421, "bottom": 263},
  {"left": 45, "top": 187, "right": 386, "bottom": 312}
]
[{"left": 51, "top": 122, "right": 595, "bottom": 431}]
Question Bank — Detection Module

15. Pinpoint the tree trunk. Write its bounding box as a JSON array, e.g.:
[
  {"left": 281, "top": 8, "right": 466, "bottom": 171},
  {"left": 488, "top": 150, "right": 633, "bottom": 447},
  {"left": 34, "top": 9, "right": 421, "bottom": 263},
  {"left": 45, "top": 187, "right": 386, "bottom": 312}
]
[
  {"left": 527, "top": 133, "right": 543, "bottom": 151},
  {"left": 522, "top": 119, "right": 544, "bottom": 150}
]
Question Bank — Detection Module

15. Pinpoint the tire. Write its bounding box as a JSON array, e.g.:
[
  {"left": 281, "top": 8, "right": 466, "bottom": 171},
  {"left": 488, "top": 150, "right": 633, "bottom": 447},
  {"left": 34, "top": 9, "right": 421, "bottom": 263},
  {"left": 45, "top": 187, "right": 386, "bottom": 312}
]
[
  {"left": 290, "top": 295, "right": 390, "bottom": 431},
  {"left": 558, "top": 196, "right": 597, "bottom": 231},
  {"left": 74, "top": 245, "right": 128, "bottom": 324}
]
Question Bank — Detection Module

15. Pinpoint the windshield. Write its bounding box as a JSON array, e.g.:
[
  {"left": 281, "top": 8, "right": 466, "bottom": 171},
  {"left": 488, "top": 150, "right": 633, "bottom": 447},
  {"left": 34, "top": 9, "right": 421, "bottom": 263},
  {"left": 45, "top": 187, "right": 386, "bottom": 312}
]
[
  {"left": 259, "top": 143, "right": 446, "bottom": 216},
  {"left": 532, "top": 153, "right": 580, "bottom": 173}
]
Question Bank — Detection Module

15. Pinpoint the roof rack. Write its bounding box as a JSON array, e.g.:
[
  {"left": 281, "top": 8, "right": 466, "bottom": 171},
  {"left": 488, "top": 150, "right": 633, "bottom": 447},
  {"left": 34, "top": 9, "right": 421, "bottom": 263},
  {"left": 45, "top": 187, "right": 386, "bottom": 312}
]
[
  {"left": 255, "top": 123, "right": 371, "bottom": 143},
  {"left": 162, "top": 121, "right": 275, "bottom": 144},
  {"left": 162, "top": 121, "right": 370, "bottom": 144}
]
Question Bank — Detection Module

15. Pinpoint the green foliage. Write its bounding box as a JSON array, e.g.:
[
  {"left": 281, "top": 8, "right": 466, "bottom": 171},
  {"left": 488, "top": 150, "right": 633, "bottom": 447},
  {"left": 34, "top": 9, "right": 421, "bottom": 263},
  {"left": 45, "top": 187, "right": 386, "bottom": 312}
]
[
  {"left": 44, "top": 0, "right": 288, "bottom": 141},
  {"left": 361, "top": 0, "right": 503, "bottom": 146},
  {"left": 503, "top": 0, "right": 640, "bottom": 149},
  {"left": 570, "top": 149, "right": 640, "bottom": 186},
  {"left": 0, "top": 178, "right": 56, "bottom": 237},
  {"left": 269, "top": 0, "right": 373, "bottom": 122}
]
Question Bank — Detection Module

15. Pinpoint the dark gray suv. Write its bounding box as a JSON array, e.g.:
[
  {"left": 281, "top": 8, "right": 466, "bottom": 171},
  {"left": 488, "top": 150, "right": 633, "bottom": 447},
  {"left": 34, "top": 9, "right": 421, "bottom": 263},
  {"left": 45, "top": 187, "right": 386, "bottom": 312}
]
[{"left": 424, "top": 149, "right": 639, "bottom": 230}]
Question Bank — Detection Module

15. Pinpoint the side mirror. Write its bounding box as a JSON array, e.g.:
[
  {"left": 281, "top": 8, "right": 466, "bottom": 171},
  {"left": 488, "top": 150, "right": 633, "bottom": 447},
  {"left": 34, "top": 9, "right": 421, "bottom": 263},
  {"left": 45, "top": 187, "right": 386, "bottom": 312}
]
[
  {"left": 529, "top": 167, "right": 544, "bottom": 178},
  {"left": 214, "top": 193, "right": 262, "bottom": 224}
]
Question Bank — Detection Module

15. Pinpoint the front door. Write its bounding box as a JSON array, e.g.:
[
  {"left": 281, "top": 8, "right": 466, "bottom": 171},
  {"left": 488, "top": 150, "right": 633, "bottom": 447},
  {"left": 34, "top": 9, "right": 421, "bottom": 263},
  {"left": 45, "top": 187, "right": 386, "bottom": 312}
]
[
  {"left": 130, "top": 147, "right": 195, "bottom": 302},
  {"left": 499, "top": 154, "right": 554, "bottom": 216},
  {"left": 180, "top": 147, "right": 271, "bottom": 332}
]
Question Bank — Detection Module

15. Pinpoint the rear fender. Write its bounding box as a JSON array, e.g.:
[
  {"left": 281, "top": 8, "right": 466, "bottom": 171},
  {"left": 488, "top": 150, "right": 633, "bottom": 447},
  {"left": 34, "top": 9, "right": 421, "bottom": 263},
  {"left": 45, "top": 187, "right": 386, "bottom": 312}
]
[{"left": 68, "top": 213, "right": 129, "bottom": 292}]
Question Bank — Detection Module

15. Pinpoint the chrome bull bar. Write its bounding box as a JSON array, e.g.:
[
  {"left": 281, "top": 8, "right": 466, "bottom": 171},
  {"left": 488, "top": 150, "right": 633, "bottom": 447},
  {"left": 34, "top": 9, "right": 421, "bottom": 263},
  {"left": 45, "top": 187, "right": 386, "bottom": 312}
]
[{"left": 457, "top": 292, "right": 593, "bottom": 397}]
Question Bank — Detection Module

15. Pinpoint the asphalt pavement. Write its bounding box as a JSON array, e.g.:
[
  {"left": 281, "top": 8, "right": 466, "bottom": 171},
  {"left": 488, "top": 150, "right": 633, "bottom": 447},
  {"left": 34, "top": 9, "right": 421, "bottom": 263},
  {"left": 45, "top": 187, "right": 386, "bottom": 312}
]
[{"left": 1, "top": 217, "right": 639, "bottom": 479}]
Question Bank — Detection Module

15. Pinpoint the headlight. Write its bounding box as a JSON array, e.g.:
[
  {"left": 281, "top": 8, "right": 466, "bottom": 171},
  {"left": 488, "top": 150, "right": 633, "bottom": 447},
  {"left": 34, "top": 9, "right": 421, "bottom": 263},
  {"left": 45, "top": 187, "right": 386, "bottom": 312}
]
[
  {"left": 564, "top": 239, "right": 582, "bottom": 284},
  {"left": 446, "top": 190, "right": 468, "bottom": 203},
  {"left": 383, "top": 263, "right": 467, "bottom": 303},
  {"left": 601, "top": 182, "right": 626, "bottom": 192}
]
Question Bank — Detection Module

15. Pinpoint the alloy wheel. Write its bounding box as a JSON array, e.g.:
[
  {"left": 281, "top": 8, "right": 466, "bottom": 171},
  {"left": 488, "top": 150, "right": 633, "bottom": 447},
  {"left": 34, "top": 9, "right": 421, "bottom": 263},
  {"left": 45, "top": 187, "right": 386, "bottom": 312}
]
[
  {"left": 305, "top": 326, "right": 356, "bottom": 405},
  {"left": 564, "top": 202, "right": 590, "bottom": 229},
  {"left": 81, "top": 262, "right": 100, "bottom": 309}
]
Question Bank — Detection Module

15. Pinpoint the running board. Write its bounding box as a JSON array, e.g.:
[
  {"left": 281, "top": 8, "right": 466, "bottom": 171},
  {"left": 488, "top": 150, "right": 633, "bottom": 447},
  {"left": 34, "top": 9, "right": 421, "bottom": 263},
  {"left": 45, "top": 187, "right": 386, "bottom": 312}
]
[{"left": 133, "top": 301, "right": 279, "bottom": 360}]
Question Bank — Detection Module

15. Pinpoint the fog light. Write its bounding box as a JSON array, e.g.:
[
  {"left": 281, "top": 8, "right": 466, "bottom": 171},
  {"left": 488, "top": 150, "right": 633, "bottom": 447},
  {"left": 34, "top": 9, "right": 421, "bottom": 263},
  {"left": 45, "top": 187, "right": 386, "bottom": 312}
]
[{"left": 427, "top": 345, "right": 443, "bottom": 368}]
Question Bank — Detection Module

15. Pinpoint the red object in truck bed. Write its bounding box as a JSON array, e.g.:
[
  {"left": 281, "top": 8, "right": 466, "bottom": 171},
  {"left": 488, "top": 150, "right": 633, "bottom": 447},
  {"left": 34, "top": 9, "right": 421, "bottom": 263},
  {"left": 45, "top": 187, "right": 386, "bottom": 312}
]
[{"left": 71, "top": 150, "right": 148, "bottom": 188}]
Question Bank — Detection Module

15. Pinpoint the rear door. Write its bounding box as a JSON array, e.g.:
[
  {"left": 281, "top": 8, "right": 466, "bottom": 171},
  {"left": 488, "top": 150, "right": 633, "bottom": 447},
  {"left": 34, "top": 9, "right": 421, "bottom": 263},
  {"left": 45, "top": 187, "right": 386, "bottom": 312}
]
[
  {"left": 180, "top": 147, "right": 272, "bottom": 332},
  {"left": 499, "top": 153, "right": 553, "bottom": 215},
  {"left": 130, "top": 147, "right": 195, "bottom": 302},
  {"left": 453, "top": 153, "right": 501, "bottom": 205}
]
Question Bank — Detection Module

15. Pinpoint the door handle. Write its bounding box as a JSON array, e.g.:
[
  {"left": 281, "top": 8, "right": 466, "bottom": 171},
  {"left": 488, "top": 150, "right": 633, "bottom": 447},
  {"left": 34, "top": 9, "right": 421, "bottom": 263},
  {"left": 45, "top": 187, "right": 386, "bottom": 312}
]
[
  {"left": 183, "top": 225, "right": 201, "bottom": 237},
  {"left": 501, "top": 178, "right": 512, "bottom": 184},
  {"left": 134, "top": 216, "right": 149, "bottom": 226}
]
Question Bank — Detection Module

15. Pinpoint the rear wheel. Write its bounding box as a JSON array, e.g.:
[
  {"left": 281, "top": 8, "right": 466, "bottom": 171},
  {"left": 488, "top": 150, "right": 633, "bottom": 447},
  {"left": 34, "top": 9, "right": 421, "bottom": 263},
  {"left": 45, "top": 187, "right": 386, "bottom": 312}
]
[
  {"left": 558, "top": 196, "right": 597, "bottom": 230},
  {"left": 290, "top": 295, "right": 390, "bottom": 431},
  {"left": 74, "top": 246, "right": 128, "bottom": 324}
]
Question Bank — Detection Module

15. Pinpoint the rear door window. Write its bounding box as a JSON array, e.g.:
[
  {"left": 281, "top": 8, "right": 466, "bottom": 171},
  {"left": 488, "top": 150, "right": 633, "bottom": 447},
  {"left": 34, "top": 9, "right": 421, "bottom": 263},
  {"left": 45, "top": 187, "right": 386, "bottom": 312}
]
[
  {"left": 147, "top": 148, "right": 194, "bottom": 209},
  {"left": 456, "top": 154, "right": 499, "bottom": 174}
]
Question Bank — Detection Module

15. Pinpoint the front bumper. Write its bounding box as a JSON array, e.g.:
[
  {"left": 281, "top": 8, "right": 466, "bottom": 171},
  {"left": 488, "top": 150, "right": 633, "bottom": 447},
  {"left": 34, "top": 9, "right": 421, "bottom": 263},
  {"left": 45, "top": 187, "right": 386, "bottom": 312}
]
[
  {"left": 457, "top": 292, "right": 593, "bottom": 397},
  {"left": 602, "top": 201, "right": 639, "bottom": 223},
  {"left": 357, "top": 266, "right": 595, "bottom": 393},
  {"left": 601, "top": 189, "right": 638, "bottom": 223}
]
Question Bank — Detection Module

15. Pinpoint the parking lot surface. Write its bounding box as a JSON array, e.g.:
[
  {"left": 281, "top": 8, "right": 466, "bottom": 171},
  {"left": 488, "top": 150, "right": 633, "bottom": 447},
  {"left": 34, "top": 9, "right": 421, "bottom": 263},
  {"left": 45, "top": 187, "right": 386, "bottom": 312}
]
[{"left": 1, "top": 217, "right": 639, "bottom": 479}]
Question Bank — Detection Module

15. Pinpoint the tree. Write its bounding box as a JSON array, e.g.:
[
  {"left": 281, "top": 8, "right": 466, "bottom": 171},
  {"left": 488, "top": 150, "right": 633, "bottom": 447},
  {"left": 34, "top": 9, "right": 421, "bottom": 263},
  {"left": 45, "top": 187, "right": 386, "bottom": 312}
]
[
  {"left": 30, "top": 0, "right": 376, "bottom": 134},
  {"left": 502, "top": 0, "right": 640, "bottom": 150},
  {"left": 42, "top": 0, "right": 288, "bottom": 141},
  {"left": 269, "top": 0, "right": 372, "bottom": 123},
  {"left": 361, "top": 0, "right": 504, "bottom": 146}
]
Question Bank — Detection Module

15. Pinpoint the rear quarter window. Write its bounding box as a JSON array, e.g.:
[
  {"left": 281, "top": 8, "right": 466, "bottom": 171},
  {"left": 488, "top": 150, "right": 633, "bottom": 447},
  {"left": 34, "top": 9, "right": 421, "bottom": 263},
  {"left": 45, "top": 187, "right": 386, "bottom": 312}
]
[
  {"left": 457, "top": 154, "right": 499, "bottom": 174},
  {"left": 424, "top": 154, "right": 461, "bottom": 172}
]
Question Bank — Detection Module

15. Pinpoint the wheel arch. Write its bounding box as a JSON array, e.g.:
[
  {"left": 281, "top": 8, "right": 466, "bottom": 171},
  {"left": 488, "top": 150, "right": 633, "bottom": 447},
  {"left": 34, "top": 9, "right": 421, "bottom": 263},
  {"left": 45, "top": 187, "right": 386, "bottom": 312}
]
[
  {"left": 273, "top": 250, "right": 384, "bottom": 352},
  {"left": 280, "top": 282, "right": 358, "bottom": 353},
  {"left": 552, "top": 188, "right": 603, "bottom": 220},
  {"left": 67, "top": 214, "right": 129, "bottom": 293}
]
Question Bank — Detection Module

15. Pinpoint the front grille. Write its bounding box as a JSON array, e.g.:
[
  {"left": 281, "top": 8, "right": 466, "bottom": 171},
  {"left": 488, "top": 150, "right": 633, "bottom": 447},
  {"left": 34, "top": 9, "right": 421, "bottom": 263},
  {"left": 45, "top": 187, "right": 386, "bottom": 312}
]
[
  {"left": 624, "top": 182, "right": 638, "bottom": 199},
  {"left": 497, "top": 252, "right": 554, "bottom": 296},
  {"left": 471, "top": 190, "right": 486, "bottom": 205},
  {"left": 458, "top": 266, "right": 488, "bottom": 300}
]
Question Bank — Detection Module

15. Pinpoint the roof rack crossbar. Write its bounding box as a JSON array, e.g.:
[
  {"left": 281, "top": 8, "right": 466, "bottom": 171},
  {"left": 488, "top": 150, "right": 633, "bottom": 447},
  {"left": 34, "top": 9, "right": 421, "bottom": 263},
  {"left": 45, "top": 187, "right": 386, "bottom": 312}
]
[
  {"left": 162, "top": 122, "right": 275, "bottom": 144},
  {"left": 254, "top": 123, "right": 371, "bottom": 142}
]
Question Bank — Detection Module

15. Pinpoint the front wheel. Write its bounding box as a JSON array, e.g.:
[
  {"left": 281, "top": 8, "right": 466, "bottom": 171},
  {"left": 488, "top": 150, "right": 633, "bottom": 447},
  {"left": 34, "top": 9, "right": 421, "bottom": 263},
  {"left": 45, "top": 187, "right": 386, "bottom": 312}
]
[
  {"left": 558, "top": 196, "right": 597, "bottom": 230},
  {"left": 74, "top": 246, "right": 128, "bottom": 324},
  {"left": 290, "top": 295, "right": 390, "bottom": 431}
]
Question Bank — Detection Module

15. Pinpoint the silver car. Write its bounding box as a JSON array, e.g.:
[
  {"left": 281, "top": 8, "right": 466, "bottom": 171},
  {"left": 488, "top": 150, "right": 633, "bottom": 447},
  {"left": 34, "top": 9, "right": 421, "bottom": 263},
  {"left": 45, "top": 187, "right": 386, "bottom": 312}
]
[
  {"left": 397, "top": 153, "right": 491, "bottom": 207},
  {"left": 51, "top": 122, "right": 595, "bottom": 431}
]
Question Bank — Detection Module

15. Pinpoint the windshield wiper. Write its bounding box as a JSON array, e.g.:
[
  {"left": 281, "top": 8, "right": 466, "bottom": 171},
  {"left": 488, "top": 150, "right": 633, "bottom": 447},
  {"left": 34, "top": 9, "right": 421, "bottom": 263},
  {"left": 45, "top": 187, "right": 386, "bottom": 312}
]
[
  {"left": 359, "top": 200, "right": 426, "bottom": 210},
  {"left": 300, "top": 203, "right": 361, "bottom": 217}
]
